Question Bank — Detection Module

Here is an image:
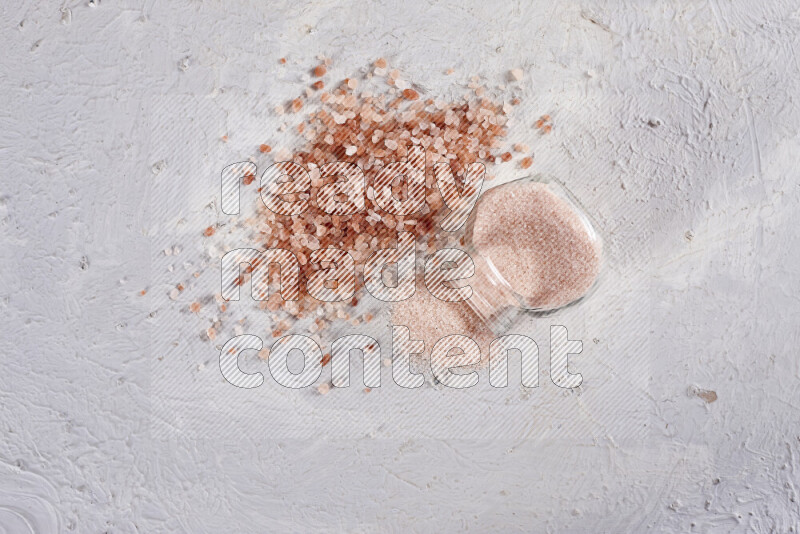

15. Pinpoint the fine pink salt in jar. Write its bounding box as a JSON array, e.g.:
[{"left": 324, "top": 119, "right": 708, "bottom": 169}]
[{"left": 463, "top": 175, "right": 603, "bottom": 332}]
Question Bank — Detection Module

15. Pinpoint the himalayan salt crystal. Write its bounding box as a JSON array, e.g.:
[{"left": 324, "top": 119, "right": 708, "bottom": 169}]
[
  {"left": 313, "top": 64, "right": 327, "bottom": 77},
  {"left": 520, "top": 157, "right": 533, "bottom": 169},
  {"left": 374, "top": 57, "right": 387, "bottom": 69},
  {"left": 402, "top": 88, "right": 419, "bottom": 100},
  {"left": 470, "top": 180, "right": 602, "bottom": 310},
  {"left": 509, "top": 68, "right": 523, "bottom": 81}
]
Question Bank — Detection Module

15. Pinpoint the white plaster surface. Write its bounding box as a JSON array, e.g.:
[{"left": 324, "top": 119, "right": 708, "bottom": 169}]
[{"left": 1, "top": 0, "right": 799, "bottom": 532}]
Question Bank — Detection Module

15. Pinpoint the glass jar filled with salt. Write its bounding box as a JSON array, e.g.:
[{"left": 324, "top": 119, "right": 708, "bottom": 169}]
[{"left": 461, "top": 175, "right": 603, "bottom": 333}]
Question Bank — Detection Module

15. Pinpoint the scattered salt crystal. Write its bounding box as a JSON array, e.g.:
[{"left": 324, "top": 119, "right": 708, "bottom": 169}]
[{"left": 274, "top": 147, "right": 292, "bottom": 160}]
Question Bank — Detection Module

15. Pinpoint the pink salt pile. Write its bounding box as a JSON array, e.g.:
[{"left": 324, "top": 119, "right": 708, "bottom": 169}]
[
  {"left": 390, "top": 282, "right": 494, "bottom": 368},
  {"left": 470, "top": 180, "right": 602, "bottom": 310},
  {"left": 194, "top": 58, "right": 562, "bottom": 348}
]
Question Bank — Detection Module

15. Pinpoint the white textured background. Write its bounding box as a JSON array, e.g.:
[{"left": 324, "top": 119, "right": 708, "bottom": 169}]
[{"left": 1, "top": 0, "right": 799, "bottom": 532}]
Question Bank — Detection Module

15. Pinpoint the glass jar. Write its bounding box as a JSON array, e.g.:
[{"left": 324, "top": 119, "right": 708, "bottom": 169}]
[{"left": 461, "top": 175, "right": 603, "bottom": 334}]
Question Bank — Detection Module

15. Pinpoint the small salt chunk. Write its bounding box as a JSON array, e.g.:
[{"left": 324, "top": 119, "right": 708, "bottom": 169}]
[
  {"left": 274, "top": 147, "right": 292, "bottom": 160},
  {"left": 509, "top": 68, "right": 523, "bottom": 81},
  {"left": 345, "top": 145, "right": 357, "bottom": 156},
  {"left": 169, "top": 288, "right": 179, "bottom": 300}
]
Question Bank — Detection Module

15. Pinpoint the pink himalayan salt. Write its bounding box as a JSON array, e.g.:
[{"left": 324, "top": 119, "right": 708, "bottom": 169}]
[
  {"left": 391, "top": 283, "right": 494, "bottom": 368},
  {"left": 470, "top": 180, "right": 602, "bottom": 310}
]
